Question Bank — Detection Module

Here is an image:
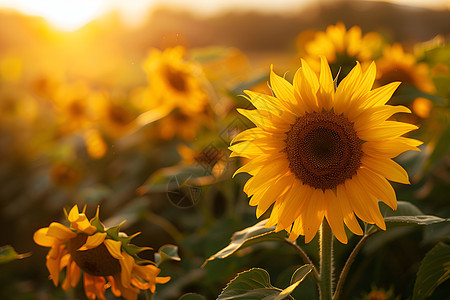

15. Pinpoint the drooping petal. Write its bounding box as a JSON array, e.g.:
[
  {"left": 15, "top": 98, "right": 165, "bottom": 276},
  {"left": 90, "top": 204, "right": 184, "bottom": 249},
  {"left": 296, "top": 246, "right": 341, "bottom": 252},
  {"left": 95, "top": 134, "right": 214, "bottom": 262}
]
[
  {"left": 104, "top": 239, "right": 124, "bottom": 260},
  {"left": 47, "top": 222, "right": 77, "bottom": 241},
  {"left": 336, "top": 184, "right": 364, "bottom": 236},
  {"left": 358, "top": 167, "right": 397, "bottom": 210},
  {"left": 33, "top": 227, "right": 57, "bottom": 247},
  {"left": 78, "top": 232, "right": 107, "bottom": 251},
  {"left": 324, "top": 189, "right": 348, "bottom": 244},
  {"left": 302, "top": 188, "right": 326, "bottom": 243}
]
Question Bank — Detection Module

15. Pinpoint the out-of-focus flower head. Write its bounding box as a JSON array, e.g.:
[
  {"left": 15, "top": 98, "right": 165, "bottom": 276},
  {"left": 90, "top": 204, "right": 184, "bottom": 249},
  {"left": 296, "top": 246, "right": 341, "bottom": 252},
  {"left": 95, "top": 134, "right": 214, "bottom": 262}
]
[
  {"left": 91, "top": 91, "right": 136, "bottom": 140},
  {"left": 297, "top": 22, "right": 383, "bottom": 76},
  {"left": 142, "top": 46, "right": 209, "bottom": 115},
  {"left": 51, "top": 81, "right": 96, "bottom": 134},
  {"left": 34, "top": 205, "right": 170, "bottom": 300},
  {"left": 376, "top": 43, "right": 435, "bottom": 94},
  {"left": 140, "top": 46, "right": 213, "bottom": 141}
]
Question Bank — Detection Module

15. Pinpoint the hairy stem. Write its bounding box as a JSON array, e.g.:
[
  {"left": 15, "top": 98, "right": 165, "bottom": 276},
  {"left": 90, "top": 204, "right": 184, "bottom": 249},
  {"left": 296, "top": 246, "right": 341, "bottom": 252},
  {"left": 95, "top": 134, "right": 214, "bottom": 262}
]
[{"left": 319, "top": 220, "right": 333, "bottom": 300}]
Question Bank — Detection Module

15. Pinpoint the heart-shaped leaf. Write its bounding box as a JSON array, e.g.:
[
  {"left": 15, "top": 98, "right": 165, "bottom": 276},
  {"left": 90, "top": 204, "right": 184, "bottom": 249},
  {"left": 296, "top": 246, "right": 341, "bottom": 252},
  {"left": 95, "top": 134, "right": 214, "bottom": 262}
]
[{"left": 203, "top": 219, "right": 287, "bottom": 266}]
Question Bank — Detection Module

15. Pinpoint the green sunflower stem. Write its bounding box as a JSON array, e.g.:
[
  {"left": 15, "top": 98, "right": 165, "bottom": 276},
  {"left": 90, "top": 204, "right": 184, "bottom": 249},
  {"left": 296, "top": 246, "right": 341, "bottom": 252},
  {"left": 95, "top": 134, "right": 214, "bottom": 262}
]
[{"left": 319, "top": 220, "right": 333, "bottom": 300}]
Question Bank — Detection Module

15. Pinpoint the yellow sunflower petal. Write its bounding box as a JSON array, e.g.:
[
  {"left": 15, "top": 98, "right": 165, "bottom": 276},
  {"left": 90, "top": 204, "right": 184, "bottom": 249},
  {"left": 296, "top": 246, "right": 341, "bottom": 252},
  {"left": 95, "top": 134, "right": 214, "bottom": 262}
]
[
  {"left": 293, "top": 59, "right": 319, "bottom": 113},
  {"left": 303, "top": 188, "right": 326, "bottom": 243},
  {"left": 324, "top": 189, "right": 348, "bottom": 244},
  {"left": 255, "top": 174, "right": 294, "bottom": 218},
  {"left": 33, "top": 227, "right": 57, "bottom": 247},
  {"left": 353, "top": 105, "right": 411, "bottom": 131},
  {"left": 317, "top": 56, "right": 334, "bottom": 110},
  {"left": 119, "top": 252, "right": 136, "bottom": 289},
  {"left": 104, "top": 239, "right": 124, "bottom": 260},
  {"left": 357, "top": 121, "right": 418, "bottom": 141},
  {"left": 47, "top": 256, "right": 61, "bottom": 286},
  {"left": 47, "top": 222, "right": 77, "bottom": 241},
  {"left": 334, "top": 62, "right": 362, "bottom": 115},
  {"left": 362, "top": 155, "right": 410, "bottom": 184},
  {"left": 358, "top": 167, "right": 397, "bottom": 210},
  {"left": 344, "top": 178, "right": 376, "bottom": 224},
  {"left": 243, "top": 90, "right": 290, "bottom": 114},
  {"left": 68, "top": 205, "right": 81, "bottom": 222},
  {"left": 278, "top": 183, "right": 314, "bottom": 230},
  {"left": 347, "top": 175, "right": 387, "bottom": 230},
  {"left": 269, "top": 66, "right": 299, "bottom": 113},
  {"left": 237, "top": 108, "right": 293, "bottom": 133},
  {"left": 78, "top": 232, "right": 107, "bottom": 251},
  {"left": 231, "top": 127, "right": 267, "bottom": 145},
  {"left": 362, "top": 137, "right": 421, "bottom": 159},
  {"left": 336, "top": 185, "right": 364, "bottom": 236},
  {"left": 363, "top": 81, "right": 401, "bottom": 108}
]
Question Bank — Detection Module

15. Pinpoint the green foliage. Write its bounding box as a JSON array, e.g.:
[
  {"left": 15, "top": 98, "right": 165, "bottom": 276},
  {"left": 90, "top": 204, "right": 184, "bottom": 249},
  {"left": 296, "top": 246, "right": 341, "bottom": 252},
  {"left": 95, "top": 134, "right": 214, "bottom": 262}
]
[
  {"left": 0, "top": 246, "right": 31, "bottom": 264},
  {"left": 204, "top": 219, "right": 287, "bottom": 265},
  {"left": 218, "top": 266, "right": 313, "bottom": 300},
  {"left": 155, "top": 244, "right": 181, "bottom": 267},
  {"left": 178, "top": 293, "right": 207, "bottom": 300},
  {"left": 413, "top": 243, "right": 450, "bottom": 300},
  {"left": 367, "top": 201, "right": 448, "bottom": 234}
]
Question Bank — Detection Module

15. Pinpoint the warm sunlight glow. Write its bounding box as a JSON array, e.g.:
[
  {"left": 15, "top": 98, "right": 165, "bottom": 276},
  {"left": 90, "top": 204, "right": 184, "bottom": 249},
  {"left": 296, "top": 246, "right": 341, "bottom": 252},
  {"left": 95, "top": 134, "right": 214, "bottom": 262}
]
[{"left": 1, "top": 0, "right": 106, "bottom": 31}]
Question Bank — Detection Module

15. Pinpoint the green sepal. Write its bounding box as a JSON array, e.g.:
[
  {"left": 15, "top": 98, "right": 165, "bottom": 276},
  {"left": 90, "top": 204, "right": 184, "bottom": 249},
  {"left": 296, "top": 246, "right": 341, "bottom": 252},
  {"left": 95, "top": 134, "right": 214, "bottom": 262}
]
[
  {"left": 90, "top": 207, "right": 105, "bottom": 232},
  {"left": 125, "top": 244, "right": 153, "bottom": 256},
  {"left": 105, "top": 220, "right": 127, "bottom": 239}
]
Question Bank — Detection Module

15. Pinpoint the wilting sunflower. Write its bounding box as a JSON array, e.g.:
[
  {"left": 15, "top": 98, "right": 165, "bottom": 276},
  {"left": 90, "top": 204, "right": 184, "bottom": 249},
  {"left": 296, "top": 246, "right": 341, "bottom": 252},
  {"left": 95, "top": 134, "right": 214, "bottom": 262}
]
[
  {"left": 34, "top": 205, "right": 170, "bottom": 300},
  {"left": 297, "top": 23, "right": 383, "bottom": 76},
  {"left": 143, "top": 46, "right": 208, "bottom": 115},
  {"left": 376, "top": 43, "right": 435, "bottom": 94},
  {"left": 230, "top": 57, "right": 421, "bottom": 244}
]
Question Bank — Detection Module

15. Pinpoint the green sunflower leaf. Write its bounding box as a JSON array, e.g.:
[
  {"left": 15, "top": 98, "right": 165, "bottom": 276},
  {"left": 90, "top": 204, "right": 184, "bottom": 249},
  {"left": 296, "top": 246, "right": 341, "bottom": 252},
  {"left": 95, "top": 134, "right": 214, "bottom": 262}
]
[
  {"left": 412, "top": 242, "right": 450, "bottom": 300},
  {"left": 218, "top": 267, "right": 312, "bottom": 300},
  {"left": 203, "top": 219, "right": 287, "bottom": 266},
  {"left": 367, "top": 201, "right": 448, "bottom": 234},
  {"left": 178, "top": 293, "right": 207, "bottom": 300},
  {"left": 155, "top": 244, "right": 181, "bottom": 267},
  {"left": 0, "top": 245, "right": 31, "bottom": 264},
  {"left": 384, "top": 215, "right": 448, "bottom": 226}
]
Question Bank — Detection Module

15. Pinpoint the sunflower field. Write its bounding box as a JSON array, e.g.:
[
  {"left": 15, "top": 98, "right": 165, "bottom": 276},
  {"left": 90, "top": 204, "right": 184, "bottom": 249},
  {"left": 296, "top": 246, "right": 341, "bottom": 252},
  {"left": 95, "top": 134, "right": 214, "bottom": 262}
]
[{"left": 0, "top": 1, "right": 449, "bottom": 299}]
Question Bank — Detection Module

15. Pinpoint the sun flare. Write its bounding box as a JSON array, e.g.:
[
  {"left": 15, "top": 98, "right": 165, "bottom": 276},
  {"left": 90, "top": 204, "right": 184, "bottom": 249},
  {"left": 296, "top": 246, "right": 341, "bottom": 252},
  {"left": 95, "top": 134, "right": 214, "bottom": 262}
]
[{"left": 2, "top": 0, "right": 106, "bottom": 31}]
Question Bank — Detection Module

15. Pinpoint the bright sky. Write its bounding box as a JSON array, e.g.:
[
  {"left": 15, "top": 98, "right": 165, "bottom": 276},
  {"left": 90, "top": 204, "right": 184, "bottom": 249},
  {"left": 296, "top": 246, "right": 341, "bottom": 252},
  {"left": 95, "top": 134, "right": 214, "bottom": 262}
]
[{"left": 0, "top": 0, "right": 447, "bottom": 31}]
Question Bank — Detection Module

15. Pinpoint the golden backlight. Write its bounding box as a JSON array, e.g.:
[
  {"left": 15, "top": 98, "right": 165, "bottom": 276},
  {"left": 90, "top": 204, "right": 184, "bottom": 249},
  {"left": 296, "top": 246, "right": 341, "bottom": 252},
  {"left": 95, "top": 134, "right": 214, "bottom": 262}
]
[{"left": 0, "top": 0, "right": 105, "bottom": 31}]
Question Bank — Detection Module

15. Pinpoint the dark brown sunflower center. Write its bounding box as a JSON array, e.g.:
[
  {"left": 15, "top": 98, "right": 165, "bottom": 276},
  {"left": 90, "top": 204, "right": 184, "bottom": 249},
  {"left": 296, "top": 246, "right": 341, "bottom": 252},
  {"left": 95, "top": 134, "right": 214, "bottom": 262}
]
[
  {"left": 285, "top": 111, "right": 362, "bottom": 190},
  {"left": 68, "top": 234, "right": 121, "bottom": 277},
  {"left": 164, "top": 66, "right": 187, "bottom": 92}
]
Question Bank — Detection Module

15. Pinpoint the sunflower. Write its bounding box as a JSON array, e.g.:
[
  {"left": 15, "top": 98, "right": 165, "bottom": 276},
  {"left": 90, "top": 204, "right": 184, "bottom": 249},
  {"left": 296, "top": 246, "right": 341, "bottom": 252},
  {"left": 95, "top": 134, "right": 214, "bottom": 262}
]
[
  {"left": 143, "top": 46, "right": 208, "bottom": 115},
  {"left": 297, "top": 23, "right": 383, "bottom": 77},
  {"left": 230, "top": 57, "right": 421, "bottom": 244},
  {"left": 34, "top": 205, "right": 170, "bottom": 300},
  {"left": 376, "top": 43, "right": 435, "bottom": 94}
]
